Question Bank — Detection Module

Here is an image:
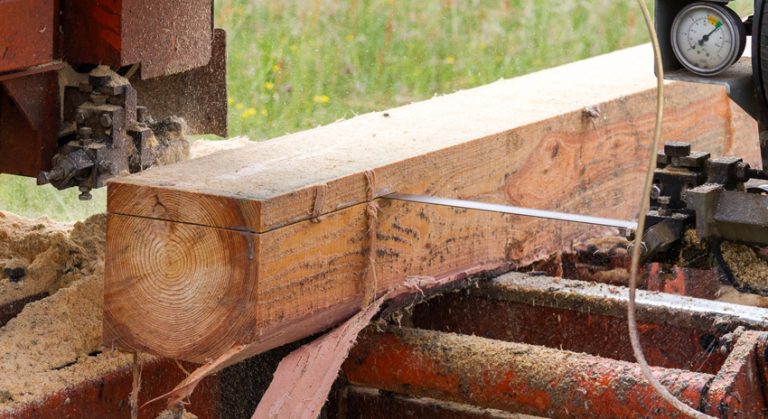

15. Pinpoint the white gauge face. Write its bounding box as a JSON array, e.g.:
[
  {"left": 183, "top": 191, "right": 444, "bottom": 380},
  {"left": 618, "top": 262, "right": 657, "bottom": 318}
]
[{"left": 670, "top": 3, "right": 743, "bottom": 76}]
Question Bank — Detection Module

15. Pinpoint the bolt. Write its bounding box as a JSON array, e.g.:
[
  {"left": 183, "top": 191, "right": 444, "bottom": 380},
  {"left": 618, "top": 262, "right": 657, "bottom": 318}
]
[
  {"left": 91, "top": 92, "right": 107, "bottom": 106},
  {"left": 75, "top": 110, "right": 87, "bottom": 124},
  {"left": 100, "top": 113, "right": 112, "bottom": 128},
  {"left": 136, "top": 106, "right": 147, "bottom": 123},
  {"left": 650, "top": 184, "right": 662, "bottom": 200},
  {"left": 657, "top": 196, "right": 671, "bottom": 216},
  {"left": 98, "top": 159, "right": 111, "bottom": 172},
  {"left": 36, "top": 171, "right": 50, "bottom": 185},
  {"left": 735, "top": 162, "right": 750, "bottom": 181},
  {"left": 664, "top": 142, "right": 691, "bottom": 158},
  {"left": 77, "top": 126, "right": 93, "bottom": 140},
  {"left": 78, "top": 186, "right": 93, "bottom": 201}
]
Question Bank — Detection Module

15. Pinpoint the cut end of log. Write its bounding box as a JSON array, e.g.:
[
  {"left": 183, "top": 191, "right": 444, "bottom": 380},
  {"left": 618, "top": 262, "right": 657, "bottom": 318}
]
[{"left": 104, "top": 215, "right": 258, "bottom": 359}]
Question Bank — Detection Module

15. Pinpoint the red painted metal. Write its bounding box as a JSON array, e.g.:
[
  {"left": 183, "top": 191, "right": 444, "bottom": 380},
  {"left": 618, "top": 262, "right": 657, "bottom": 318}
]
[
  {"left": 1, "top": 0, "right": 221, "bottom": 178},
  {"left": 0, "top": 70, "right": 59, "bottom": 176},
  {"left": 132, "top": 29, "right": 228, "bottom": 137},
  {"left": 334, "top": 386, "right": 523, "bottom": 419},
  {"left": 535, "top": 244, "right": 724, "bottom": 301},
  {"left": 410, "top": 293, "right": 728, "bottom": 374},
  {"left": 645, "top": 263, "right": 721, "bottom": 299},
  {"left": 62, "top": 0, "right": 213, "bottom": 79},
  {"left": 2, "top": 358, "right": 221, "bottom": 419},
  {"left": 344, "top": 327, "right": 728, "bottom": 417},
  {"left": 0, "top": 0, "right": 57, "bottom": 73},
  {"left": 61, "top": 0, "right": 122, "bottom": 67},
  {"left": 702, "top": 331, "right": 767, "bottom": 416}
]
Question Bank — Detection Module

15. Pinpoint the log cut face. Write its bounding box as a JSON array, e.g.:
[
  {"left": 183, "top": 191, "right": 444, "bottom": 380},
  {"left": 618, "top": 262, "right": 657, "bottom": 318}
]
[
  {"left": 104, "top": 45, "right": 759, "bottom": 362},
  {"left": 105, "top": 215, "right": 260, "bottom": 358}
]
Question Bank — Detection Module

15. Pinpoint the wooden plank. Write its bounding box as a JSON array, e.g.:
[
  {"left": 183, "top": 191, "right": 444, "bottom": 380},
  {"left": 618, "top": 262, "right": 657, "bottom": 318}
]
[
  {"left": 107, "top": 45, "right": 759, "bottom": 233},
  {"left": 104, "top": 45, "right": 760, "bottom": 363}
]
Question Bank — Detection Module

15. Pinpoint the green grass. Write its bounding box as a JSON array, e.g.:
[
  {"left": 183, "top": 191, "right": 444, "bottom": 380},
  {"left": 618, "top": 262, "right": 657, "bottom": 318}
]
[
  {"left": 222, "top": 0, "right": 649, "bottom": 140},
  {"left": 6, "top": 0, "right": 743, "bottom": 221}
]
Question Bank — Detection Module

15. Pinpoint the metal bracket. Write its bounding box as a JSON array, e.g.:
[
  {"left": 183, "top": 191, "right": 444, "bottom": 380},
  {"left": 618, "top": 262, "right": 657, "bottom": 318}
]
[{"left": 666, "top": 57, "right": 762, "bottom": 120}]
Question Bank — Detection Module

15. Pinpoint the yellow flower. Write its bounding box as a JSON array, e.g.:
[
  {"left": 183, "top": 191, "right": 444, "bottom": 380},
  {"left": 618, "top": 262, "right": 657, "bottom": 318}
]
[
  {"left": 346, "top": 34, "right": 355, "bottom": 42},
  {"left": 272, "top": 64, "right": 281, "bottom": 73},
  {"left": 241, "top": 107, "right": 257, "bottom": 119},
  {"left": 444, "top": 55, "right": 456, "bottom": 65},
  {"left": 313, "top": 95, "right": 330, "bottom": 104},
  {"left": 263, "top": 81, "right": 275, "bottom": 90},
  {"left": 235, "top": 103, "right": 244, "bottom": 110},
  {"left": 228, "top": 97, "right": 235, "bottom": 105}
]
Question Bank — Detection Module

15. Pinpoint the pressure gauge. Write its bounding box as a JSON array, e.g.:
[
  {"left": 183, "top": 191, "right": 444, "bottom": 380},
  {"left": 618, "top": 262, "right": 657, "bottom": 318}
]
[{"left": 670, "top": 2, "right": 746, "bottom": 76}]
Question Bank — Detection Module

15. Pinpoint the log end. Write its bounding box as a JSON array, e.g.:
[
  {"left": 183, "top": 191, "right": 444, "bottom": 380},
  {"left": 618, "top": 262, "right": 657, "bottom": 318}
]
[{"left": 103, "top": 214, "right": 258, "bottom": 361}]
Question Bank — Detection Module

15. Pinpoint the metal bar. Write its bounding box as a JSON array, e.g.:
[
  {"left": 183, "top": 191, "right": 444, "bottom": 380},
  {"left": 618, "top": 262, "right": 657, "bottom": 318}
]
[
  {"left": 344, "top": 327, "right": 715, "bottom": 417},
  {"left": 0, "top": 62, "right": 64, "bottom": 82},
  {"left": 384, "top": 193, "right": 638, "bottom": 231},
  {"left": 481, "top": 272, "right": 768, "bottom": 330}
]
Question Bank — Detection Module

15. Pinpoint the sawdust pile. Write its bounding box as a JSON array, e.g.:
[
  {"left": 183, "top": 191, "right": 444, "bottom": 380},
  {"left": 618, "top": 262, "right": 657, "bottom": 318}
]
[
  {"left": 0, "top": 212, "right": 136, "bottom": 413},
  {"left": 398, "top": 326, "right": 570, "bottom": 394},
  {"left": 0, "top": 138, "right": 252, "bottom": 415},
  {"left": 0, "top": 212, "right": 103, "bottom": 306},
  {"left": 189, "top": 136, "right": 251, "bottom": 159},
  {"left": 721, "top": 242, "right": 768, "bottom": 294},
  {"left": 568, "top": 235, "right": 630, "bottom": 285}
]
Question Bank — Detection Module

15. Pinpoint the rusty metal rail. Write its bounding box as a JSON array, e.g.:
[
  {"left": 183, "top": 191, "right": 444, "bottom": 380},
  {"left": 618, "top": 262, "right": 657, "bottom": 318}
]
[{"left": 334, "top": 274, "right": 768, "bottom": 417}]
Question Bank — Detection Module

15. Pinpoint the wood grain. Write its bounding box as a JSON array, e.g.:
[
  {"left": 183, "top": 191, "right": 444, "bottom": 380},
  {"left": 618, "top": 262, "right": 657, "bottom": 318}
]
[
  {"left": 104, "top": 45, "right": 760, "bottom": 362},
  {"left": 108, "top": 45, "right": 759, "bottom": 233}
]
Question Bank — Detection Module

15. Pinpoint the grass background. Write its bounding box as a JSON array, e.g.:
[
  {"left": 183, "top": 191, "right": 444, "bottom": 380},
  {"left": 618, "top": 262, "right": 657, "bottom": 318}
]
[{"left": 0, "top": 0, "right": 752, "bottom": 220}]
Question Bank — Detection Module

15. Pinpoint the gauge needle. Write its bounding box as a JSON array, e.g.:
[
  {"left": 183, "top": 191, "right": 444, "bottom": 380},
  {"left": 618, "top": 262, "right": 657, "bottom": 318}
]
[{"left": 698, "top": 21, "right": 723, "bottom": 46}]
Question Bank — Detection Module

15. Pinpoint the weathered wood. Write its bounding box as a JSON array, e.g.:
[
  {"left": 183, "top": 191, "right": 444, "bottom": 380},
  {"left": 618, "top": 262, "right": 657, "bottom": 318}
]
[{"left": 104, "top": 45, "right": 759, "bottom": 362}]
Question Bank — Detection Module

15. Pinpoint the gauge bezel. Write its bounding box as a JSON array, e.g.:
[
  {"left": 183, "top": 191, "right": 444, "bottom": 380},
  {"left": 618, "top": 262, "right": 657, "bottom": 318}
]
[{"left": 670, "top": 2, "right": 746, "bottom": 76}]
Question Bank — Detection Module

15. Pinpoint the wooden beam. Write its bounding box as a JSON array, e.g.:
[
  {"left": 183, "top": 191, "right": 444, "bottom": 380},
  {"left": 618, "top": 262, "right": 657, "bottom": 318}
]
[{"left": 104, "top": 45, "right": 759, "bottom": 363}]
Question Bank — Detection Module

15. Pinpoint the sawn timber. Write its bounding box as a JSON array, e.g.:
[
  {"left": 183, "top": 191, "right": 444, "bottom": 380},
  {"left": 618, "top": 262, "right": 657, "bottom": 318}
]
[{"left": 104, "top": 45, "right": 760, "bottom": 363}]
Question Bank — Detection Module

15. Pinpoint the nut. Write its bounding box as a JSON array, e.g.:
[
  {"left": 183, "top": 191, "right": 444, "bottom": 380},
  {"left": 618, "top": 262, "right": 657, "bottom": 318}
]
[
  {"left": 100, "top": 113, "right": 112, "bottom": 128},
  {"left": 664, "top": 142, "right": 691, "bottom": 158},
  {"left": 77, "top": 126, "right": 93, "bottom": 139},
  {"left": 75, "top": 110, "right": 87, "bottom": 124}
]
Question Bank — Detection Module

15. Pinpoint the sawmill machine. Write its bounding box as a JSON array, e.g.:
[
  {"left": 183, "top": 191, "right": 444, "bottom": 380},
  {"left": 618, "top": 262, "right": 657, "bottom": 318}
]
[
  {"left": 0, "top": 0, "right": 227, "bottom": 199},
  {"left": 634, "top": 0, "right": 768, "bottom": 264}
]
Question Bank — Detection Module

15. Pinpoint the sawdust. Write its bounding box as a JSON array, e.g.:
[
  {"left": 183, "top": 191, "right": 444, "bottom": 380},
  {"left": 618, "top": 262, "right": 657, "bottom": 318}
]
[
  {"left": 398, "top": 327, "right": 569, "bottom": 393},
  {"left": 683, "top": 228, "right": 704, "bottom": 249},
  {"left": 566, "top": 235, "right": 630, "bottom": 284},
  {"left": 0, "top": 212, "right": 136, "bottom": 414},
  {"left": 678, "top": 228, "right": 710, "bottom": 268},
  {"left": 720, "top": 241, "right": 768, "bottom": 294},
  {"left": 189, "top": 136, "right": 251, "bottom": 159},
  {"left": 0, "top": 212, "right": 103, "bottom": 306},
  {"left": 576, "top": 235, "right": 630, "bottom": 256},
  {"left": 716, "top": 284, "right": 768, "bottom": 308},
  {"left": 150, "top": 117, "right": 191, "bottom": 166}
]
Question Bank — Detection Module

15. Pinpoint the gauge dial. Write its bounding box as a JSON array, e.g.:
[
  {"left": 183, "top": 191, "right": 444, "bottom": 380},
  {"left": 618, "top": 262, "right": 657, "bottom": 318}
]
[{"left": 670, "top": 2, "right": 746, "bottom": 76}]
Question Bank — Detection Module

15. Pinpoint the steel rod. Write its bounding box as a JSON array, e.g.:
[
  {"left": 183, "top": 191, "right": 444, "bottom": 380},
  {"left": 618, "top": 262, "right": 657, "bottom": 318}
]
[{"left": 384, "top": 193, "right": 638, "bottom": 231}]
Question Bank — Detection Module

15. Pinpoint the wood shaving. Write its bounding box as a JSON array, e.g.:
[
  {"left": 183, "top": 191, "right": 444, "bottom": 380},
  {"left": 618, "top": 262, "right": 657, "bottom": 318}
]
[{"left": 721, "top": 242, "right": 768, "bottom": 294}]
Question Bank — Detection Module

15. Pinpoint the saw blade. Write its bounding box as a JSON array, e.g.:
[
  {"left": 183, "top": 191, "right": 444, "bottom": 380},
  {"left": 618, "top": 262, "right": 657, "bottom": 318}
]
[{"left": 384, "top": 193, "right": 638, "bottom": 231}]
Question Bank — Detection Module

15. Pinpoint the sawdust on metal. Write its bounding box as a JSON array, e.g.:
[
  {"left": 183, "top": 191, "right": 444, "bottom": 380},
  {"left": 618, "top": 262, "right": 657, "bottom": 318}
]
[{"left": 721, "top": 241, "right": 768, "bottom": 294}]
